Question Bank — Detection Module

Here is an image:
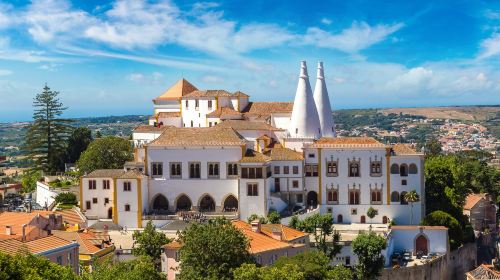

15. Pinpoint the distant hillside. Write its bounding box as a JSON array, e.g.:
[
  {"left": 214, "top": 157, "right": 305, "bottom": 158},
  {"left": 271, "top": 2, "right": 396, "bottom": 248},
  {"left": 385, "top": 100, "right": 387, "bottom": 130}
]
[{"left": 379, "top": 106, "right": 499, "bottom": 121}]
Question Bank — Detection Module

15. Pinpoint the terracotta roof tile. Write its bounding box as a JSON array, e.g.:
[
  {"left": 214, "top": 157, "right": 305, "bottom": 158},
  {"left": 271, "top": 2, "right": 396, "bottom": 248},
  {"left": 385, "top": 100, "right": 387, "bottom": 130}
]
[
  {"left": 232, "top": 91, "right": 249, "bottom": 98},
  {"left": 260, "top": 224, "right": 308, "bottom": 242},
  {"left": 83, "top": 169, "right": 124, "bottom": 178},
  {"left": 206, "top": 107, "right": 243, "bottom": 118},
  {"left": 154, "top": 79, "right": 198, "bottom": 101},
  {"left": 163, "top": 241, "right": 182, "bottom": 249},
  {"left": 464, "top": 194, "right": 486, "bottom": 210},
  {"left": 232, "top": 221, "right": 291, "bottom": 254},
  {"left": 150, "top": 126, "right": 246, "bottom": 147},
  {"left": 216, "top": 120, "right": 281, "bottom": 131},
  {"left": 242, "top": 102, "right": 294, "bottom": 116},
  {"left": 33, "top": 209, "right": 85, "bottom": 226},
  {"left": 183, "top": 89, "right": 233, "bottom": 98},
  {"left": 51, "top": 230, "right": 110, "bottom": 255},
  {"left": 310, "top": 137, "right": 386, "bottom": 148},
  {"left": 263, "top": 148, "right": 303, "bottom": 161},
  {"left": 151, "top": 112, "right": 182, "bottom": 119},
  {"left": 392, "top": 143, "right": 421, "bottom": 155},
  {"left": 133, "top": 125, "right": 170, "bottom": 133},
  {"left": 118, "top": 169, "right": 144, "bottom": 179},
  {"left": 240, "top": 149, "right": 271, "bottom": 163},
  {"left": 0, "top": 236, "right": 76, "bottom": 255}
]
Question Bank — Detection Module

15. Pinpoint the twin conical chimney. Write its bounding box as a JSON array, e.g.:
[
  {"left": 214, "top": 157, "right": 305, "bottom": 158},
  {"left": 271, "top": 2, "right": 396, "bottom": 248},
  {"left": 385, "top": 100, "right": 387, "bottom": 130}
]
[
  {"left": 313, "top": 62, "right": 336, "bottom": 137},
  {"left": 288, "top": 61, "right": 321, "bottom": 139}
]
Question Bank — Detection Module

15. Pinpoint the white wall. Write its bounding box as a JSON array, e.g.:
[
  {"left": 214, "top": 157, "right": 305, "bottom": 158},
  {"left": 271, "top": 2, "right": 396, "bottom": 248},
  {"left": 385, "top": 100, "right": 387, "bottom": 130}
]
[
  {"left": 81, "top": 177, "right": 115, "bottom": 219},
  {"left": 116, "top": 178, "right": 140, "bottom": 228},
  {"left": 181, "top": 97, "right": 218, "bottom": 128},
  {"left": 36, "top": 181, "right": 57, "bottom": 208},
  {"left": 390, "top": 228, "right": 449, "bottom": 255}
]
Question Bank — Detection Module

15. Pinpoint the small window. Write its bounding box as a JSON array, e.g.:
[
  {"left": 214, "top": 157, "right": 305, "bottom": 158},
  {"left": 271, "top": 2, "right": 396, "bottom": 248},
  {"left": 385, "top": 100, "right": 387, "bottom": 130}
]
[
  {"left": 409, "top": 163, "right": 418, "bottom": 174},
  {"left": 274, "top": 166, "right": 280, "bottom": 175},
  {"left": 305, "top": 164, "right": 318, "bottom": 177},
  {"left": 400, "top": 164, "right": 408, "bottom": 177},
  {"left": 328, "top": 190, "right": 338, "bottom": 203},
  {"left": 292, "top": 180, "right": 299, "bottom": 188},
  {"left": 123, "top": 181, "right": 131, "bottom": 191},
  {"left": 247, "top": 183, "right": 258, "bottom": 196},
  {"left": 293, "top": 166, "right": 299, "bottom": 174},
  {"left": 56, "top": 256, "right": 62, "bottom": 265},
  {"left": 195, "top": 99, "right": 199, "bottom": 109},
  {"left": 348, "top": 162, "right": 360, "bottom": 177},
  {"left": 86, "top": 201, "right": 91, "bottom": 210},
  {"left": 371, "top": 190, "right": 382, "bottom": 203},
  {"left": 185, "top": 100, "right": 188, "bottom": 108},
  {"left": 190, "top": 120, "right": 193, "bottom": 127},
  {"left": 326, "top": 160, "right": 338, "bottom": 177},
  {"left": 189, "top": 162, "right": 201, "bottom": 178},
  {"left": 88, "top": 180, "right": 96, "bottom": 190},
  {"left": 152, "top": 162, "right": 163, "bottom": 177},
  {"left": 104, "top": 198, "right": 109, "bottom": 205},
  {"left": 284, "top": 166, "right": 289, "bottom": 174},
  {"left": 227, "top": 163, "right": 239, "bottom": 177},
  {"left": 209, "top": 122, "right": 212, "bottom": 127},
  {"left": 308, "top": 153, "right": 315, "bottom": 158},
  {"left": 208, "top": 162, "right": 220, "bottom": 178},
  {"left": 351, "top": 208, "right": 357, "bottom": 215},
  {"left": 170, "top": 162, "right": 182, "bottom": 178},
  {"left": 125, "top": 204, "right": 130, "bottom": 211},
  {"left": 402, "top": 179, "right": 407, "bottom": 185},
  {"left": 92, "top": 198, "right": 98, "bottom": 204},
  {"left": 103, "top": 180, "right": 110, "bottom": 190},
  {"left": 208, "top": 100, "right": 213, "bottom": 110}
]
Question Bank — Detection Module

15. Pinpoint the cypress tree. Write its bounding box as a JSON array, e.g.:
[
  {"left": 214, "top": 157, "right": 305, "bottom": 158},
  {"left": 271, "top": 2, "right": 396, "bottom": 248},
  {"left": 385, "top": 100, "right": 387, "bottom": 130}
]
[{"left": 24, "top": 84, "right": 73, "bottom": 172}]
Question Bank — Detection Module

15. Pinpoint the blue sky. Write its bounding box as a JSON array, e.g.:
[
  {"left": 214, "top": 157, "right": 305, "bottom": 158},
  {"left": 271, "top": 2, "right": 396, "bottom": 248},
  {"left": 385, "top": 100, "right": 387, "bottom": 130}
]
[{"left": 0, "top": 0, "right": 499, "bottom": 122}]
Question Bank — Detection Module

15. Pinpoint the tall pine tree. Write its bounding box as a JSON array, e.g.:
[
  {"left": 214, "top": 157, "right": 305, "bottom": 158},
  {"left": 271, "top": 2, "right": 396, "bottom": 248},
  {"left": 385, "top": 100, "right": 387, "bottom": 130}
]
[{"left": 24, "top": 84, "right": 73, "bottom": 172}]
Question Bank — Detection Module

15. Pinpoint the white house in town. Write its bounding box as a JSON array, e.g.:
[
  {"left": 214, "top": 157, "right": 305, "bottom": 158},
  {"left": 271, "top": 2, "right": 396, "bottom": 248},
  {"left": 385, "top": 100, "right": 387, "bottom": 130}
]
[{"left": 80, "top": 61, "right": 426, "bottom": 232}]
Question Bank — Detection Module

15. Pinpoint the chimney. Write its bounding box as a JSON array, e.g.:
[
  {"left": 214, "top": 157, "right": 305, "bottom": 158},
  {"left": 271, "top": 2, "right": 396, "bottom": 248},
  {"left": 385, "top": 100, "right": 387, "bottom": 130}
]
[
  {"left": 271, "top": 228, "right": 282, "bottom": 241},
  {"left": 21, "top": 224, "right": 27, "bottom": 241},
  {"left": 313, "top": 61, "right": 336, "bottom": 137},
  {"left": 288, "top": 61, "right": 321, "bottom": 139},
  {"left": 250, "top": 220, "right": 261, "bottom": 233},
  {"left": 5, "top": 225, "right": 12, "bottom": 236}
]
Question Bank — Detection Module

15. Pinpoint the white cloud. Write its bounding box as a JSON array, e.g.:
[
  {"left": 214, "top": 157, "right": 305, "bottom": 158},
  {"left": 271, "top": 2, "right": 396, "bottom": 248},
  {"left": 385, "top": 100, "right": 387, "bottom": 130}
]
[
  {"left": 39, "top": 63, "right": 60, "bottom": 71},
  {"left": 304, "top": 21, "right": 404, "bottom": 53},
  {"left": 0, "top": 69, "right": 12, "bottom": 76},
  {"left": 201, "top": 75, "right": 223, "bottom": 83},
  {"left": 321, "top": 18, "right": 332, "bottom": 25},
  {"left": 386, "top": 67, "right": 433, "bottom": 91},
  {"left": 127, "top": 72, "right": 164, "bottom": 85},
  {"left": 478, "top": 33, "right": 500, "bottom": 59},
  {"left": 0, "top": 3, "right": 12, "bottom": 28}
]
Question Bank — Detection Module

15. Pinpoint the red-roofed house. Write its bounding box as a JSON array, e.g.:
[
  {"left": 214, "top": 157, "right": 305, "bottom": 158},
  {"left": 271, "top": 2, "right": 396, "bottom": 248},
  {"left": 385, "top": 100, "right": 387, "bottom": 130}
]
[{"left": 463, "top": 193, "right": 497, "bottom": 232}]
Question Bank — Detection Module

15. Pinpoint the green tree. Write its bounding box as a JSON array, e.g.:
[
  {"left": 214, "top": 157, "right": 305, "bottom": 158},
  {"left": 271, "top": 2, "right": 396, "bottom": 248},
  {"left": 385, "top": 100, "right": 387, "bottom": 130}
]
[
  {"left": 95, "top": 131, "right": 102, "bottom": 138},
  {"left": 80, "top": 256, "right": 163, "bottom": 280},
  {"left": 327, "top": 265, "right": 354, "bottom": 280},
  {"left": 247, "top": 213, "right": 267, "bottom": 224},
  {"left": 178, "top": 218, "right": 254, "bottom": 280},
  {"left": 233, "top": 263, "right": 305, "bottom": 280},
  {"left": 424, "top": 137, "right": 442, "bottom": 156},
  {"left": 24, "top": 85, "right": 73, "bottom": 172},
  {"left": 267, "top": 210, "right": 281, "bottom": 224},
  {"left": 54, "top": 192, "right": 78, "bottom": 205},
  {"left": 404, "top": 190, "right": 420, "bottom": 225},
  {"left": 132, "top": 220, "right": 170, "bottom": 265},
  {"left": 366, "top": 207, "right": 377, "bottom": 223},
  {"left": 422, "top": 210, "right": 463, "bottom": 250},
  {"left": 65, "top": 127, "right": 92, "bottom": 163},
  {"left": 297, "top": 213, "right": 341, "bottom": 258},
  {"left": 273, "top": 251, "right": 331, "bottom": 280},
  {"left": 77, "top": 136, "right": 133, "bottom": 174},
  {"left": 352, "top": 231, "right": 387, "bottom": 280},
  {"left": 288, "top": 215, "right": 300, "bottom": 229},
  {"left": 0, "top": 251, "right": 77, "bottom": 280},
  {"left": 20, "top": 169, "right": 41, "bottom": 193}
]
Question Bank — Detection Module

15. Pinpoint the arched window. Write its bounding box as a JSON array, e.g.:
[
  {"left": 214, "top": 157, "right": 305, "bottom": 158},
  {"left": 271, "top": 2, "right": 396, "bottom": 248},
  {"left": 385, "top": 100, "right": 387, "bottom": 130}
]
[
  {"left": 400, "top": 191, "right": 408, "bottom": 205},
  {"left": 400, "top": 164, "right": 408, "bottom": 177},
  {"left": 409, "top": 163, "right": 418, "bottom": 174},
  {"left": 390, "top": 164, "right": 399, "bottom": 174},
  {"left": 360, "top": 215, "right": 366, "bottom": 223},
  {"left": 327, "top": 190, "right": 338, "bottom": 203},
  {"left": 337, "top": 214, "right": 343, "bottom": 223},
  {"left": 391, "top": 191, "right": 400, "bottom": 202},
  {"left": 349, "top": 191, "right": 360, "bottom": 205},
  {"left": 349, "top": 163, "right": 360, "bottom": 177},
  {"left": 383, "top": 216, "right": 388, "bottom": 224},
  {"left": 371, "top": 190, "right": 382, "bottom": 203}
]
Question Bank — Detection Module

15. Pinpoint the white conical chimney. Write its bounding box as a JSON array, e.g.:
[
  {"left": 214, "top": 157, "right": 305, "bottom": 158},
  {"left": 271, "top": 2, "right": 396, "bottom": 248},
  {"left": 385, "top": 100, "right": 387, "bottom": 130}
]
[
  {"left": 313, "top": 61, "right": 336, "bottom": 137},
  {"left": 288, "top": 61, "right": 321, "bottom": 139}
]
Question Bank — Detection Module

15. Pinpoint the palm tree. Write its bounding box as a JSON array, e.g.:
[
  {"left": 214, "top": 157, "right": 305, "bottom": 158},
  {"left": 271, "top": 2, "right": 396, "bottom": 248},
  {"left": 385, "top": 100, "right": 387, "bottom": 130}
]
[{"left": 404, "top": 190, "right": 420, "bottom": 225}]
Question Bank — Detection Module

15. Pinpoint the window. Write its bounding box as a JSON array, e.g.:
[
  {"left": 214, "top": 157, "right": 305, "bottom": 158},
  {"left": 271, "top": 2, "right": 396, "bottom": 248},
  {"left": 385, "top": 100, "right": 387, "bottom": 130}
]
[
  {"left": 190, "top": 120, "right": 193, "bottom": 127},
  {"left": 349, "top": 191, "right": 360, "bottom": 205},
  {"left": 189, "top": 162, "right": 201, "bottom": 178},
  {"left": 400, "top": 164, "right": 408, "bottom": 177},
  {"left": 390, "top": 164, "right": 399, "bottom": 174},
  {"left": 86, "top": 201, "right": 91, "bottom": 210},
  {"left": 56, "top": 256, "right": 62, "bottom": 265},
  {"left": 175, "top": 251, "right": 180, "bottom": 262},
  {"left": 391, "top": 191, "right": 400, "bottom": 202},
  {"left": 125, "top": 204, "right": 130, "bottom": 211},
  {"left": 293, "top": 166, "right": 299, "bottom": 174},
  {"left": 327, "top": 190, "right": 338, "bottom": 203},
  {"left": 284, "top": 166, "right": 289, "bottom": 174},
  {"left": 208, "top": 162, "right": 220, "bottom": 178},
  {"left": 241, "top": 167, "right": 263, "bottom": 179},
  {"left": 292, "top": 180, "right": 299, "bottom": 188},
  {"left": 209, "top": 122, "right": 212, "bottom": 127},
  {"left": 308, "top": 153, "right": 315, "bottom": 158},
  {"left": 151, "top": 162, "right": 163, "bottom": 177},
  {"left": 103, "top": 180, "right": 110, "bottom": 190},
  {"left": 409, "top": 163, "right": 418, "bottom": 174},
  {"left": 275, "top": 178, "right": 280, "bottom": 191},
  {"left": 370, "top": 162, "right": 382, "bottom": 176},
  {"left": 247, "top": 183, "right": 258, "bottom": 196},
  {"left": 185, "top": 100, "right": 189, "bottom": 108},
  {"left": 92, "top": 198, "right": 98, "bottom": 204},
  {"left": 274, "top": 166, "right": 280, "bottom": 175},
  {"left": 351, "top": 208, "right": 357, "bottom": 215},
  {"left": 88, "top": 180, "right": 96, "bottom": 190},
  {"left": 256, "top": 168, "right": 263, "bottom": 178},
  {"left": 208, "top": 100, "right": 213, "bottom": 110},
  {"left": 296, "top": 194, "right": 303, "bottom": 203},
  {"left": 195, "top": 99, "right": 199, "bottom": 110},
  {"left": 170, "top": 162, "right": 182, "bottom": 178},
  {"left": 348, "top": 162, "right": 360, "bottom": 177},
  {"left": 400, "top": 191, "right": 408, "bottom": 205},
  {"left": 305, "top": 164, "right": 318, "bottom": 177},
  {"left": 123, "top": 181, "right": 131, "bottom": 191},
  {"left": 104, "top": 198, "right": 109, "bottom": 205},
  {"left": 371, "top": 190, "right": 382, "bottom": 203},
  {"left": 326, "top": 160, "right": 338, "bottom": 176},
  {"left": 227, "top": 163, "right": 238, "bottom": 177},
  {"left": 402, "top": 179, "right": 407, "bottom": 185}
]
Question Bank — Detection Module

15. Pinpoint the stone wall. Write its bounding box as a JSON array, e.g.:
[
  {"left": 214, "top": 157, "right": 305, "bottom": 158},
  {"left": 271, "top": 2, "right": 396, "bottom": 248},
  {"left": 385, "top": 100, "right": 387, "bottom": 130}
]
[{"left": 379, "top": 243, "right": 477, "bottom": 280}]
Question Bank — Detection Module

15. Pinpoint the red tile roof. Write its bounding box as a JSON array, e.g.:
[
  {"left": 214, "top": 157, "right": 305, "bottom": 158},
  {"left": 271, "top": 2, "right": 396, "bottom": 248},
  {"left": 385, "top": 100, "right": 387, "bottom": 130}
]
[
  {"left": 0, "top": 235, "right": 75, "bottom": 255},
  {"left": 464, "top": 194, "right": 486, "bottom": 210},
  {"left": 232, "top": 221, "right": 292, "bottom": 254}
]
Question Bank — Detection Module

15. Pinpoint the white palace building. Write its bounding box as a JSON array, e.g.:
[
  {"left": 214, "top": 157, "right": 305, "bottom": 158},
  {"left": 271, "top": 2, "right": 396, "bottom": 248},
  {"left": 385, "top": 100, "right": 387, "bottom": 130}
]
[{"left": 80, "top": 61, "right": 426, "bottom": 230}]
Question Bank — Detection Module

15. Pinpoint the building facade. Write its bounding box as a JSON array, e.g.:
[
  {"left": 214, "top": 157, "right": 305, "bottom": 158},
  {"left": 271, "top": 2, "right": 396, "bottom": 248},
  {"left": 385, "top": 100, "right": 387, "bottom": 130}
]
[{"left": 80, "top": 61, "right": 425, "bottom": 228}]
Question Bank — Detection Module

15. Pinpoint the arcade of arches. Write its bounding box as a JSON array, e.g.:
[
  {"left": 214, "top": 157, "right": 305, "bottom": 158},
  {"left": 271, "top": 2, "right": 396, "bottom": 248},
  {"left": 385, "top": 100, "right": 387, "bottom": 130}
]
[{"left": 167, "top": 194, "right": 239, "bottom": 213}]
